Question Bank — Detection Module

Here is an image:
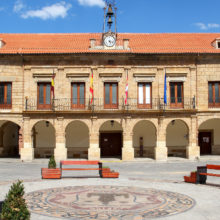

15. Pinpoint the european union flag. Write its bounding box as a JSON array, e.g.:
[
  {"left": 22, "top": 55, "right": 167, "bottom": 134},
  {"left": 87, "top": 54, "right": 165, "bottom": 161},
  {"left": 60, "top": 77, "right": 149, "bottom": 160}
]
[{"left": 164, "top": 70, "right": 167, "bottom": 105}]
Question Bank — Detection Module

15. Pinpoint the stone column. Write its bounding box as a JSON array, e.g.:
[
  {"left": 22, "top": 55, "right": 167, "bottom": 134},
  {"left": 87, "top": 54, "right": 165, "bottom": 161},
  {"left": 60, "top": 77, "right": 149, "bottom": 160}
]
[
  {"left": 154, "top": 117, "right": 167, "bottom": 161},
  {"left": 0, "top": 128, "right": 4, "bottom": 155},
  {"left": 88, "top": 132, "right": 100, "bottom": 160},
  {"left": 20, "top": 117, "right": 34, "bottom": 161},
  {"left": 186, "top": 116, "right": 200, "bottom": 160},
  {"left": 122, "top": 132, "right": 134, "bottom": 161},
  {"left": 54, "top": 117, "right": 67, "bottom": 162}
]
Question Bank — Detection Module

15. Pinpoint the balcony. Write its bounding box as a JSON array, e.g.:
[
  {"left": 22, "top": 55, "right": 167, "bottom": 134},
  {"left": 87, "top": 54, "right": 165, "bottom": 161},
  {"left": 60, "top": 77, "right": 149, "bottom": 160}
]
[{"left": 24, "top": 97, "right": 196, "bottom": 113}]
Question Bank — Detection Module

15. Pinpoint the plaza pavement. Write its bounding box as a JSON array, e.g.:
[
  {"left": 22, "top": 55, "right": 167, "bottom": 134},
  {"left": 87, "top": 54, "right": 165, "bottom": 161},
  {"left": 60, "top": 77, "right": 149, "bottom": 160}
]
[{"left": 0, "top": 156, "right": 220, "bottom": 220}]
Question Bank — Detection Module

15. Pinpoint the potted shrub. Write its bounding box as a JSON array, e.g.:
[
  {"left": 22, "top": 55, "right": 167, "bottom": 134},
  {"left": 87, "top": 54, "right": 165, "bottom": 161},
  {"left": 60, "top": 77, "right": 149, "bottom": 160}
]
[
  {"left": 1, "top": 180, "right": 30, "bottom": 220},
  {"left": 41, "top": 156, "right": 61, "bottom": 179}
]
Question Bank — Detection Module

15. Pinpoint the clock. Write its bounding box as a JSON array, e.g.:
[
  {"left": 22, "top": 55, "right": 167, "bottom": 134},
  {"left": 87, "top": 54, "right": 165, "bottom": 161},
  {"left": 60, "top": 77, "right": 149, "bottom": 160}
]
[{"left": 104, "top": 35, "right": 116, "bottom": 47}]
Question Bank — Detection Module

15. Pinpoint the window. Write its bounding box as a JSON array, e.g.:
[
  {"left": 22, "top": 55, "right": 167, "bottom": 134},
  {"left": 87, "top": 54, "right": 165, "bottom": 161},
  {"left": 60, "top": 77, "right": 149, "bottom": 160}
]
[
  {"left": 104, "top": 83, "right": 118, "bottom": 109},
  {"left": 0, "top": 82, "right": 12, "bottom": 108},
  {"left": 170, "top": 82, "right": 184, "bottom": 108},
  {"left": 71, "top": 83, "right": 85, "bottom": 109},
  {"left": 138, "top": 83, "right": 152, "bottom": 108},
  {"left": 209, "top": 82, "right": 220, "bottom": 107},
  {"left": 37, "top": 83, "right": 51, "bottom": 109}
]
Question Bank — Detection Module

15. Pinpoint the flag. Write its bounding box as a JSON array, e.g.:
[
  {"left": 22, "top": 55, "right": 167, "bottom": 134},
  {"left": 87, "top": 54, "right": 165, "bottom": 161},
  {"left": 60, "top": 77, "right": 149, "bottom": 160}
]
[
  {"left": 164, "top": 69, "right": 167, "bottom": 105},
  {"left": 125, "top": 70, "right": 128, "bottom": 105},
  {"left": 90, "top": 70, "right": 94, "bottom": 104},
  {"left": 51, "top": 70, "right": 55, "bottom": 99}
]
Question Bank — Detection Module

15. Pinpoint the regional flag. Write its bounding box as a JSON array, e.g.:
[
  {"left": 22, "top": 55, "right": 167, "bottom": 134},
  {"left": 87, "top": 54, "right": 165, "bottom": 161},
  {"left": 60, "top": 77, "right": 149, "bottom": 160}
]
[
  {"left": 125, "top": 71, "right": 128, "bottom": 105},
  {"left": 51, "top": 71, "right": 55, "bottom": 99},
  {"left": 164, "top": 69, "right": 167, "bottom": 105},
  {"left": 90, "top": 70, "right": 94, "bottom": 104}
]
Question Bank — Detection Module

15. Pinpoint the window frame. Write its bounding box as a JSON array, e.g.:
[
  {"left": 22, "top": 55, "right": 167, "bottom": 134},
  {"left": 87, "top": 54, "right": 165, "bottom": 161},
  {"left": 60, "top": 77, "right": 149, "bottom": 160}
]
[
  {"left": 169, "top": 82, "right": 184, "bottom": 108},
  {"left": 0, "top": 82, "right": 12, "bottom": 109},
  {"left": 37, "top": 82, "right": 52, "bottom": 110},
  {"left": 137, "top": 82, "right": 152, "bottom": 109},
  {"left": 104, "top": 82, "right": 118, "bottom": 109},
  {"left": 208, "top": 82, "right": 220, "bottom": 108},
  {"left": 71, "top": 82, "right": 86, "bottom": 109}
]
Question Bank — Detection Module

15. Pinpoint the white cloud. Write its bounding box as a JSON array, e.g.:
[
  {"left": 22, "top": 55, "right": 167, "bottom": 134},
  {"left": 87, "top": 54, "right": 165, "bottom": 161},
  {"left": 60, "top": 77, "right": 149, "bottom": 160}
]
[
  {"left": 77, "top": 0, "right": 105, "bottom": 7},
  {"left": 13, "top": 0, "right": 25, "bottom": 12},
  {"left": 21, "top": 1, "right": 72, "bottom": 20},
  {"left": 194, "top": 22, "right": 220, "bottom": 30}
]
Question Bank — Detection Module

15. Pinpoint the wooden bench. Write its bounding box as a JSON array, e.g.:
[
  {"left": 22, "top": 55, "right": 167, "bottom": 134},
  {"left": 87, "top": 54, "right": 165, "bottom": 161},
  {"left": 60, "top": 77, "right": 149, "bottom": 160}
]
[
  {"left": 197, "top": 164, "right": 220, "bottom": 184},
  {"left": 60, "top": 160, "right": 103, "bottom": 178}
]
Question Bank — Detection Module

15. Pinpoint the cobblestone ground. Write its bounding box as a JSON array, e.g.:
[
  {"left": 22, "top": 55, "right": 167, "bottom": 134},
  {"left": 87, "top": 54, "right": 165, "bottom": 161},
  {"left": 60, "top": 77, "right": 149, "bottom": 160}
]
[{"left": 0, "top": 157, "right": 220, "bottom": 220}]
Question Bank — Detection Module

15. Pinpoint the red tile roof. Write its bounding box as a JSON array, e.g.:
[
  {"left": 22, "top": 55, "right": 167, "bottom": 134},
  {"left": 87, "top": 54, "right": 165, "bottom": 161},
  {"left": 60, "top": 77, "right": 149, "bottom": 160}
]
[{"left": 0, "top": 33, "right": 220, "bottom": 54}]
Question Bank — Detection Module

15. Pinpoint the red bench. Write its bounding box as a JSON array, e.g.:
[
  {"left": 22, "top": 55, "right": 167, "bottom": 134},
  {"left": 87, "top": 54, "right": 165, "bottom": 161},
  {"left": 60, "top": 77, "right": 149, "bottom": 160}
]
[
  {"left": 60, "top": 160, "right": 103, "bottom": 178},
  {"left": 197, "top": 164, "right": 220, "bottom": 184}
]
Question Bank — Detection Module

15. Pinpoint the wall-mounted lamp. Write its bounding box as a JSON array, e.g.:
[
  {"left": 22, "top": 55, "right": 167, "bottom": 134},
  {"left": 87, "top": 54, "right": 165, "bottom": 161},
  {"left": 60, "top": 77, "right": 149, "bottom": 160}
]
[
  {"left": 110, "top": 120, "right": 114, "bottom": 127},
  {"left": 171, "top": 120, "right": 175, "bottom": 126},
  {"left": 184, "top": 134, "right": 189, "bottom": 139},
  {"left": 45, "top": 121, "right": 49, "bottom": 127}
]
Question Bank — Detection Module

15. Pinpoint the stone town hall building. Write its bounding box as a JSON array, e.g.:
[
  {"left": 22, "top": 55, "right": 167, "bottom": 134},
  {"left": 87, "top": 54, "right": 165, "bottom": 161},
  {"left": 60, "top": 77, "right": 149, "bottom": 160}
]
[{"left": 1, "top": 5, "right": 220, "bottom": 162}]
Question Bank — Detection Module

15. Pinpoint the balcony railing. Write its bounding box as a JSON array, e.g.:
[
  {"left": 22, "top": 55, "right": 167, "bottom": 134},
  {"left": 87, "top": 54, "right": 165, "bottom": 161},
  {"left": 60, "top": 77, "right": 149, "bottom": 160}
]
[{"left": 25, "top": 97, "right": 196, "bottom": 112}]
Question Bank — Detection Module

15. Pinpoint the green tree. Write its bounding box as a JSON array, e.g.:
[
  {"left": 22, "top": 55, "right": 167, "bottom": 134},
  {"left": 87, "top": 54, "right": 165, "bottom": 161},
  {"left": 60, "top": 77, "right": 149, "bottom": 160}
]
[
  {"left": 48, "top": 155, "right": 56, "bottom": 169},
  {"left": 1, "top": 180, "right": 30, "bottom": 220}
]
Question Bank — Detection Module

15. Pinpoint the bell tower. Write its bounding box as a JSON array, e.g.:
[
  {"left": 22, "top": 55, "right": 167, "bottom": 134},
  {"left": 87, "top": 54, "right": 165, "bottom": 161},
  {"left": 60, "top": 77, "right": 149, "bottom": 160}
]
[{"left": 102, "top": 0, "right": 117, "bottom": 48}]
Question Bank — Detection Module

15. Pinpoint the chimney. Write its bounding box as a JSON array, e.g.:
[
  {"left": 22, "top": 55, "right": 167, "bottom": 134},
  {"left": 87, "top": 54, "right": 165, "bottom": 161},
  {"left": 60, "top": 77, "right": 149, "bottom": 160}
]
[
  {"left": 0, "top": 39, "right": 4, "bottom": 48},
  {"left": 123, "top": 39, "right": 130, "bottom": 50},
  {"left": 90, "top": 39, "right": 96, "bottom": 49}
]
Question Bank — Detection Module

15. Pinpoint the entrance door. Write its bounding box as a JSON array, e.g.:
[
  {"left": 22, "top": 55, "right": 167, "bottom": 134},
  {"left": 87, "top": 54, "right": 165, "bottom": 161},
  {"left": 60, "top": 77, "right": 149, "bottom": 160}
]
[
  {"left": 100, "top": 133, "right": 122, "bottom": 157},
  {"left": 199, "top": 132, "right": 212, "bottom": 155}
]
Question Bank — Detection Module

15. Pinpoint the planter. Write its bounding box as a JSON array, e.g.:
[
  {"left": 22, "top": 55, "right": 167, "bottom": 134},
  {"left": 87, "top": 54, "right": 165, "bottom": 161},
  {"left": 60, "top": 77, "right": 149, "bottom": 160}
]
[
  {"left": 102, "top": 172, "right": 119, "bottom": 178},
  {"left": 41, "top": 168, "right": 61, "bottom": 179},
  {"left": 184, "top": 176, "right": 196, "bottom": 183},
  {"left": 102, "top": 168, "right": 111, "bottom": 173}
]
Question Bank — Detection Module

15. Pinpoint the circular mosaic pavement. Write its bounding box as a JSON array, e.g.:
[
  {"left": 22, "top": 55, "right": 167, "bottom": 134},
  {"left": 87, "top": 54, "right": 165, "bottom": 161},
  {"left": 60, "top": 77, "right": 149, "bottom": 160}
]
[{"left": 25, "top": 185, "right": 195, "bottom": 219}]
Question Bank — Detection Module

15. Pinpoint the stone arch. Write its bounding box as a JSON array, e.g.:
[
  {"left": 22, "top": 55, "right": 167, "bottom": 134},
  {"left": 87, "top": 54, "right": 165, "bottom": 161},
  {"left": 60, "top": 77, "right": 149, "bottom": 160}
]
[
  {"left": 166, "top": 119, "right": 189, "bottom": 158},
  {"left": 132, "top": 120, "right": 157, "bottom": 158},
  {"left": 0, "top": 120, "right": 21, "bottom": 158},
  {"left": 198, "top": 118, "right": 220, "bottom": 155},
  {"left": 99, "top": 120, "right": 123, "bottom": 158},
  {"left": 32, "top": 120, "right": 56, "bottom": 158},
  {"left": 65, "top": 120, "right": 90, "bottom": 159}
]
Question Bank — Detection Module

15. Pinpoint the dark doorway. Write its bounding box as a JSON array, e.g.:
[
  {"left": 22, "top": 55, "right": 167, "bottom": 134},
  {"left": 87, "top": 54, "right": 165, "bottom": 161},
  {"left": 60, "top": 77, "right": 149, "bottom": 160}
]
[
  {"left": 199, "top": 132, "right": 212, "bottom": 155},
  {"left": 100, "top": 133, "right": 122, "bottom": 157}
]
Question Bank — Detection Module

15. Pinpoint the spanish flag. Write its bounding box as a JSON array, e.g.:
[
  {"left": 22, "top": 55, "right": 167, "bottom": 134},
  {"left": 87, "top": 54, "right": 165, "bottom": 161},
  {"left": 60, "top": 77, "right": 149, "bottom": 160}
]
[
  {"left": 90, "top": 70, "right": 94, "bottom": 104},
  {"left": 51, "top": 71, "right": 55, "bottom": 99}
]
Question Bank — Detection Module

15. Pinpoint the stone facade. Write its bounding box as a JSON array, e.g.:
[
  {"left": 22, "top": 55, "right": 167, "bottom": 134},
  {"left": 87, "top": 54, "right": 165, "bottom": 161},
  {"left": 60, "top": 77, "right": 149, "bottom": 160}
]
[{"left": 0, "top": 53, "right": 220, "bottom": 161}]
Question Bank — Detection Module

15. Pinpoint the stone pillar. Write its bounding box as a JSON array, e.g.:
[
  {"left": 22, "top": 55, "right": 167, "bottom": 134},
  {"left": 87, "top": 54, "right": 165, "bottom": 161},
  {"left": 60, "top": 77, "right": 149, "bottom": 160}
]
[
  {"left": 0, "top": 128, "right": 3, "bottom": 155},
  {"left": 54, "top": 117, "right": 67, "bottom": 162},
  {"left": 154, "top": 117, "right": 167, "bottom": 161},
  {"left": 88, "top": 132, "right": 100, "bottom": 160},
  {"left": 20, "top": 117, "right": 34, "bottom": 161},
  {"left": 18, "top": 128, "right": 23, "bottom": 156},
  {"left": 122, "top": 132, "right": 134, "bottom": 161},
  {"left": 187, "top": 116, "right": 200, "bottom": 160}
]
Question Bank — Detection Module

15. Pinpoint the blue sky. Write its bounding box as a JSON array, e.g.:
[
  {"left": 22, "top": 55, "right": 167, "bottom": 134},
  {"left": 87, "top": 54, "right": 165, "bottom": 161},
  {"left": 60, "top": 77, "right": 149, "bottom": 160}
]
[{"left": 1, "top": 0, "right": 220, "bottom": 33}]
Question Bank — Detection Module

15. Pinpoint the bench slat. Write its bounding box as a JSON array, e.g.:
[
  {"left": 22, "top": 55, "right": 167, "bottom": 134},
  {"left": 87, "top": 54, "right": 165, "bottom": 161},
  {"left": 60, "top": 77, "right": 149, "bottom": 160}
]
[
  {"left": 207, "top": 164, "right": 220, "bottom": 170},
  {"left": 200, "top": 173, "right": 220, "bottom": 177},
  {"left": 62, "top": 168, "right": 102, "bottom": 171},
  {"left": 60, "top": 161, "right": 100, "bottom": 165}
]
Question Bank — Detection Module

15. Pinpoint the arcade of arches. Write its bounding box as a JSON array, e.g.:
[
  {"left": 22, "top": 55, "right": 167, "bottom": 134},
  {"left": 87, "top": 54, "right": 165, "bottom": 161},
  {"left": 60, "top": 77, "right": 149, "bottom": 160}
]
[{"left": 3, "top": 117, "right": 219, "bottom": 161}]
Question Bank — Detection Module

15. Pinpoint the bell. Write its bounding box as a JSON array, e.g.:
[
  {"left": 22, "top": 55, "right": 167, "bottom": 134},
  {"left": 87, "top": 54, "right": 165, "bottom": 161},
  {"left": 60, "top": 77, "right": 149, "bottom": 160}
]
[
  {"left": 107, "top": 4, "right": 114, "bottom": 16},
  {"left": 107, "top": 17, "right": 113, "bottom": 25}
]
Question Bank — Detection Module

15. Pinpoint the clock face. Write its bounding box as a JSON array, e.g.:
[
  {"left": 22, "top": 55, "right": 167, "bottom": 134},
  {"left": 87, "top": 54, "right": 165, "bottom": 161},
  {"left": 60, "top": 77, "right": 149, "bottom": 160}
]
[{"left": 104, "top": 36, "right": 116, "bottom": 47}]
